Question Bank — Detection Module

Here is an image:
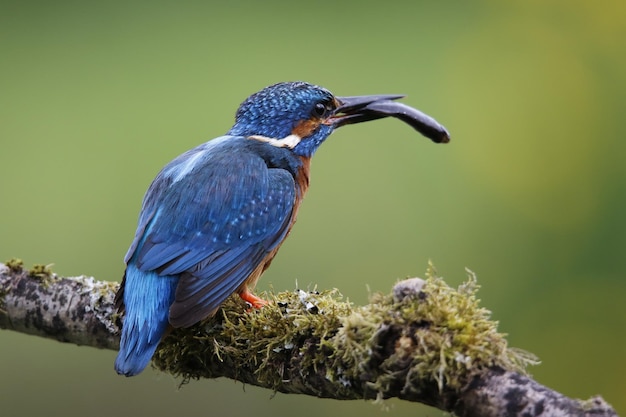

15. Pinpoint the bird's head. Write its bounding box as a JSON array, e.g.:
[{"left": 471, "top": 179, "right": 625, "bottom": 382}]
[{"left": 228, "top": 81, "right": 449, "bottom": 158}]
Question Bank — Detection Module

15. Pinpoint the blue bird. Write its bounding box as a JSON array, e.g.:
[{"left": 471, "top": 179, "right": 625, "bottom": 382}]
[{"left": 114, "top": 81, "right": 450, "bottom": 376}]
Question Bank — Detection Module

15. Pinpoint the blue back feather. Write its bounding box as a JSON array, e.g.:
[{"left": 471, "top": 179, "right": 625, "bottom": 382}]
[{"left": 116, "top": 135, "right": 302, "bottom": 374}]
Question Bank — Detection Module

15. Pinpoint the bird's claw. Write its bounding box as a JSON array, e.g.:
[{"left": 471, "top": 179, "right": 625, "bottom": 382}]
[{"left": 239, "top": 289, "right": 269, "bottom": 309}]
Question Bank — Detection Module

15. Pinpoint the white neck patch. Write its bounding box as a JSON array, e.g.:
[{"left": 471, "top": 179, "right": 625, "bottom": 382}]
[{"left": 248, "top": 134, "right": 302, "bottom": 149}]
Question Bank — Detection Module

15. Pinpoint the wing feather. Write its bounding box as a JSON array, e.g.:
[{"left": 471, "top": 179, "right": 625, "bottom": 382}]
[{"left": 125, "top": 137, "right": 297, "bottom": 327}]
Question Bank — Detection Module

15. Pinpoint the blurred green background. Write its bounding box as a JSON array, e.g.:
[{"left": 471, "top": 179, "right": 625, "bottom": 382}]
[{"left": 1, "top": 1, "right": 624, "bottom": 416}]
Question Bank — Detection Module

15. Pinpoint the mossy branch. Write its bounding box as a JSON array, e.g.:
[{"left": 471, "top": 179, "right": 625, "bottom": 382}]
[{"left": 0, "top": 260, "right": 618, "bottom": 417}]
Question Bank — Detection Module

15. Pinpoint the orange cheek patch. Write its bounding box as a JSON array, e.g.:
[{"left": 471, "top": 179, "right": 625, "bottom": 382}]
[{"left": 292, "top": 119, "right": 321, "bottom": 138}]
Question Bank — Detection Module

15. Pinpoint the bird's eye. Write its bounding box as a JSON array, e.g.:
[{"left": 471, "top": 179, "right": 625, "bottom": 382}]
[{"left": 313, "top": 102, "right": 329, "bottom": 118}]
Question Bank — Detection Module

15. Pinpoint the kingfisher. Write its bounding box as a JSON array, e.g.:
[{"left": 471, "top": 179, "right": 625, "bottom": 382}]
[{"left": 114, "top": 81, "right": 450, "bottom": 376}]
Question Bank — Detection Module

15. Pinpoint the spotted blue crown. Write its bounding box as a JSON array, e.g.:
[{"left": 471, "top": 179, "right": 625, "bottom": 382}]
[{"left": 228, "top": 82, "right": 336, "bottom": 157}]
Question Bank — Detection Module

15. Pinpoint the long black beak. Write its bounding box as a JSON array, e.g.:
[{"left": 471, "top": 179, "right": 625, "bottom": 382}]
[{"left": 331, "top": 94, "right": 450, "bottom": 144}]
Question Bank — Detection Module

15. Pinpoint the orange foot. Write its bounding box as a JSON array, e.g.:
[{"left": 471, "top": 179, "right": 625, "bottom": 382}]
[{"left": 239, "top": 288, "right": 269, "bottom": 309}]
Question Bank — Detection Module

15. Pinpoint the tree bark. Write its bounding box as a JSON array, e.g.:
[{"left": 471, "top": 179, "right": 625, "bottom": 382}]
[{"left": 0, "top": 261, "right": 618, "bottom": 417}]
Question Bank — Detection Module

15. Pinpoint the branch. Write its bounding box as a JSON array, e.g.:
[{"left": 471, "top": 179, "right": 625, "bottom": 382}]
[{"left": 0, "top": 260, "right": 618, "bottom": 417}]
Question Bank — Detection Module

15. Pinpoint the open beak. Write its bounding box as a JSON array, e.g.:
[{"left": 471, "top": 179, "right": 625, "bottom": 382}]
[{"left": 331, "top": 94, "right": 450, "bottom": 144}]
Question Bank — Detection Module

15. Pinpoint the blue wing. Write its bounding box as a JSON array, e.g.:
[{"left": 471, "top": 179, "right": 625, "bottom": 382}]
[{"left": 126, "top": 136, "right": 296, "bottom": 327}]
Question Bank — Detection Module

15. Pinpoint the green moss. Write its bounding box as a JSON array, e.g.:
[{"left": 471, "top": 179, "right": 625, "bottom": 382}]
[
  {"left": 28, "top": 263, "right": 55, "bottom": 287},
  {"left": 154, "top": 288, "right": 354, "bottom": 388},
  {"left": 153, "top": 265, "right": 538, "bottom": 398},
  {"left": 29, "top": 263, "right": 53, "bottom": 278},
  {"left": 351, "top": 266, "right": 539, "bottom": 396},
  {"left": 5, "top": 258, "right": 24, "bottom": 273}
]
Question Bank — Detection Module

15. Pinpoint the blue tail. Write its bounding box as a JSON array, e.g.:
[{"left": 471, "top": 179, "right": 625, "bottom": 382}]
[{"left": 115, "top": 263, "right": 178, "bottom": 376}]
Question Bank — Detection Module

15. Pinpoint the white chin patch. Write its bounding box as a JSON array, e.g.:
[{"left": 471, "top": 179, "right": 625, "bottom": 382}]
[{"left": 248, "top": 134, "right": 302, "bottom": 149}]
